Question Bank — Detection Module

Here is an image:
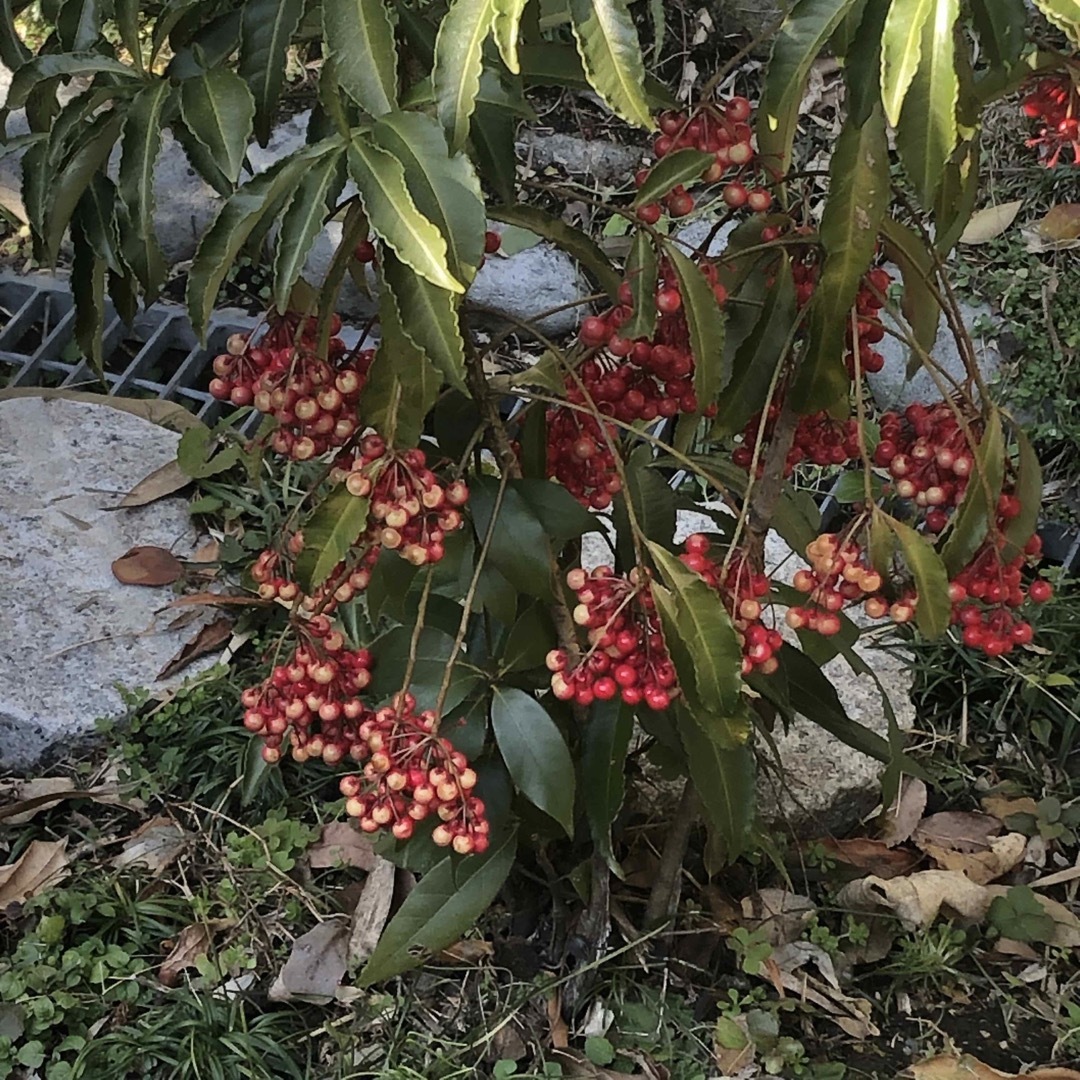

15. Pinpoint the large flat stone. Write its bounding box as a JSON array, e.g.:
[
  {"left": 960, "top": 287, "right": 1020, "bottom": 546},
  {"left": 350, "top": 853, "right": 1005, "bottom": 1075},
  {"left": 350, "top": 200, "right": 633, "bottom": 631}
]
[{"left": 0, "top": 397, "right": 212, "bottom": 771}]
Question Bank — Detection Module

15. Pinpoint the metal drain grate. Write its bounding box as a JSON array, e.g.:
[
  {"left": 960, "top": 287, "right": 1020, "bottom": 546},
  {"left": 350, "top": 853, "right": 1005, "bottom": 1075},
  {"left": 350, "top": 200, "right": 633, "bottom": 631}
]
[{"left": 0, "top": 272, "right": 262, "bottom": 425}]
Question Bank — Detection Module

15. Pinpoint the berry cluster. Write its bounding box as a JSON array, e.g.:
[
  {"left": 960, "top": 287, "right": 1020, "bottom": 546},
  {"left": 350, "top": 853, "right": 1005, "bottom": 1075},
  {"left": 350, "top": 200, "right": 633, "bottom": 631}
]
[
  {"left": 240, "top": 621, "right": 374, "bottom": 765},
  {"left": 546, "top": 567, "right": 678, "bottom": 709},
  {"left": 331, "top": 435, "right": 470, "bottom": 567},
  {"left": 339, "top": 693, "right": 490, "bottom": 853},
  {"left": 545, "top": 409, "right": 623, "bottom": 509},
  {"left": 635, "top": 98, "right": 767, "bottom": 222},
  {"left": 1022, "top": 74, "right": 1080, "bottom": 168},
  {"left": 733, "top": 404, "right": 861, "bottom": 476},
  {"left": 679, "top": 535, "right": 781, "bottom": 674},
  {"left": 948, "top": 508, "right": 1050, "bottom": 657},
  {"left": 209, "top": 311, "right": 373, "bottom": 460},
  {"left": 786, "top": 533, "right": 896, "bottom": 633},
  {"left": 874, "top": 403, "right": 977, "bottom": 530}
]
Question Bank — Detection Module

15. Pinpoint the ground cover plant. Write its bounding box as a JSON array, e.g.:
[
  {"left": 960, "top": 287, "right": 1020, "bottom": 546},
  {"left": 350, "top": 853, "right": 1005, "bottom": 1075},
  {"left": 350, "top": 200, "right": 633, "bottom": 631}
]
[{"left": 4, "top": 0, "right": 1080, "bottom": 1074}]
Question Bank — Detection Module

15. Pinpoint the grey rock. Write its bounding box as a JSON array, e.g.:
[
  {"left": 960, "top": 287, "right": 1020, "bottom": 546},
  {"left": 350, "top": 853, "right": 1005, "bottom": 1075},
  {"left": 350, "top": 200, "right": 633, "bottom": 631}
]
[
  {"left": 674, "top": 217, "right": 739, "bottom": 257},
  {"left": 467, "top": 242, "right": 587, "bottom": 337},
  {"left": 518, "top": 131, "right": 643, "bottom": 186},
  {"left": 0, "top": 397, "right": 215, "bottom": 771},
  {"left": 867, "top": 300, "right": 1002, "bottom": 411}
]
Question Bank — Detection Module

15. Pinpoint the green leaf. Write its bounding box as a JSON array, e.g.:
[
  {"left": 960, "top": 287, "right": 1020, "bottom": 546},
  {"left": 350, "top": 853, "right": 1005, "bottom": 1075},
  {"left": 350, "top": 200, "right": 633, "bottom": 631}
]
[
  {"left": 490, "top": 203, "right": 621, "bottom": 300},
  {"left": 763, "top": 644, "right": 896, "bottom": 762},
  {"left": 632, "top": 148, "right": 712, "bottom": 208},
  {"left": 970, "top": 0, "right": 1027, "bottom": 67},
  {"left": 471, "top": 101, "right": 517, "bottom": 203},
  {"left": 359, "top": 829, "right": 516, "bottom": 985},
  {"left": 239, "top": 0, "right": 305, "bottom": 145},
  {"left": 647, "top": 542, "right": 743, "bottom": 716},
  {"left": 45, "top": 111, "right": 123, "bottom": 266},
  {"left": 661, "top": 239, "right": 726, "bottom": 413},
  {"left": 0, "top": 0, "right": 30, "bottom": 68},
  {"left": 988, "top": 885, "right": 1057, "bottom": 944},
  {"left": 432, "top": 0, "right": 496, "bottom": 151},
  {"left": 370, "top": 110, "right": 487, "bottom": 286},
  {"left": 180, "top": 69, "right": 255, "bottom": 185},
  {"left": 842, "top": 0, "right": 888, "bottom": 126},
  {"left": 622, "top": 230, "right": 658, "bottom": 340},
  {"left": 348, "top": 133, "right": 464, "bottom": 294},
  {"left": 794, "top": 105, "right": 889, "bottom": 415},
  {"left": 568, "top": 0, "right": 653, "bottom": 128},
  {"left": 932, "top": 141, "right": 981, "bottom": 256},
  {"left": 118, "top": 80, "right": 171, "bottom": 301},
  {"left": 363, "top": 273, "right": 443, "bottom": 446},
  {"left": 382, "top": 252, "right": 467, "bottom": 391},
  {"left": 582, "top": 699, "right": 633, "bottom": 871},
  {"left": 771, "top": 488, "right": 822, "bottom": 555},
  {"left": 895, "top": 0, "right": 959, "bottom": 206},
  {"left": 187, "top": 149, "right": 315, "bottom": 337},
  {"left": 493, "top": 0, "right": 529, "bottom": 73},
  {"left": 469, "top": 475, "right": 554, "bottom": 600},
  {"left": 615, "top": 448, "right": 675, "bottom": 565},
  {"left": 76, "top": 174, "right": 126, "bottom": 274},
  {"left": 323, "top": 0, "right": 398, "bottom": 117},
  {"left": 6, "top": 54, "right": 139, "bottom": 109},
  {"left": 878, "top": 215, "right": 940, "bottom": 360},
  {"left": 886, "top": 516, "right": 950, "bottom": 639},
  {"left": 674, "top": 701, "right": 754, "bottom": 863},
  {"left": 941, "top": 409, "right": 1005, "bottom": 576},
  {"left": 114, "top": 0, "right": 143, "bottom": 71},
  {"left": 501, "top": 602, "right": 556, "bottom": 672},
  {"left": 176, "top": 425, "right": 241, "bottom": 478},
  {"left": 272, "top": 149, "right": 342, "bottom": 310},
  {"left": 758, "top": 0, "right": 859, "bottom": 177},
  {"left": 1031, "top": 0, "right": 1080, "bottom": 47},
  {"left": 70, "top": 218, "right": 106, "bottom": 378},
  {"left": 491, "top": 686, "right": 575, "bottom": 835},
  {"left": 514, "top": 478, "right": 601, "bottom": 543},
  {"left": 368, "top": 626, "right": 481, "bottom": 712},
  {"left": 171, "top": 116, "right": 234, "bottom": 195},
  {"left": 294, "top": 486, "right": 371, "bottom": 591},
  {"left": 57, "top": 0, "right": 101, "bottom": 51},
  {"left": 879, "top": 0, "right": 933, "bottom": 125},
  {"left": 711, "top": 253, "right": 796, "bottom": 435},
  {"left": 1002, "top": 427, "right": 1041, "bottom": 562}
]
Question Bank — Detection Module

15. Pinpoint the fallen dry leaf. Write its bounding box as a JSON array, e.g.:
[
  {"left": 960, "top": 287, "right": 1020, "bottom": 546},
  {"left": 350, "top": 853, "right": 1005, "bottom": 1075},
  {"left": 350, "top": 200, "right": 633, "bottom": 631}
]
[
  {"left": 438, "top": 938, "right": 495, "bottom": 965},
  {"left": 837, "top": 870, "right": 992, "bottom": 930},
  {"left": 1037, "top": 203, "right": 1080, "bottom": 242},
  {"left": 981, "top": 793, "right": 1040, "bottom": 823},
  {"left": 0, "top": 777, "right": 132, "bottom": 824},
  {"left": 817, "top": 837, "right": 923, "bottom": 879},
  {"left": 0, "top": 839, "right": 70, "bottom": 906},
  {"left": 156, "top": 616, "right": 232, "bottom": 680},
  {"left": 112, "top": 816, "right": 187, "bottom": 874},
  {"left": 117, "top": 460, "right": 191, "bottom": 508},
  {"left": 307, "top": 821, "right": 377, "bottom": 871},
  {"left": 909, "top": 1053, "right": 1080, "bottom": 1080},
  {"left": 993, "top": 937, "right": 1040, "bottom": 960},
  {"left": 159, "top": 923, "right": 214, "bottom": 987},
  {"left": 347, "top": 858, "right": 396, "bottom": 968},
  {"left": 547, "top": 992, "right": 570, "bottom": 1049},
  {"left": 881, "top": 776, "right": 928, "bottom": 848},
  {"left": 112, "top": 545, "right": 184, "bottom": 587},
  {"left": 741, "top": 889, "right": 815, "bottom": 946},
  {"left": 958, "top": 200, "right": 1023, "bottom": 245},
  {"left": 269, "top": 918, "right": 349, "bottom": 1003},
  {"left": 167, "top": 592, "right": 268, "bottom": 608},
  {"left": 192, "top": 539, "right": 220, "bottom": 563},
  {"left": 920, "top": 832, "right": 1027, "bottom": 885},
  {"left": 913, "top": 811, "right": 1002, "bottom": 854}
]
